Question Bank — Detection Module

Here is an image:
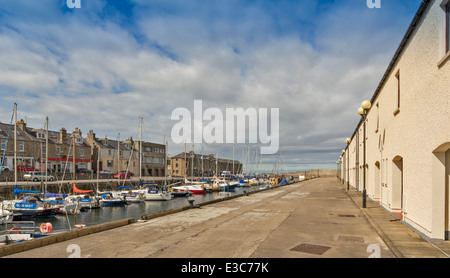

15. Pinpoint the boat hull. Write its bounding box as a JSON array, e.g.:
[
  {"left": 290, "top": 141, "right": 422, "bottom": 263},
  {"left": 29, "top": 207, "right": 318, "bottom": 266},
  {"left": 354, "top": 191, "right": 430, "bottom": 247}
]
[{"left": 145, "top": 192, "right": 172, "bottom": 201}]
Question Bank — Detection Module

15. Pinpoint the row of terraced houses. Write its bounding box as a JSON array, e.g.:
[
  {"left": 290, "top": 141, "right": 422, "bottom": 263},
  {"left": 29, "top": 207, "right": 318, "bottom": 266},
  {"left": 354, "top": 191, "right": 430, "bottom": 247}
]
[
  {"left": 339, "top": 0, "right": 450, "bottom": 241},
  {"left": 0, "top": 119, "right": 242, "bottom": 179},
  {"left": 0, "top": 119, "right": 166, "bottom": 177}
]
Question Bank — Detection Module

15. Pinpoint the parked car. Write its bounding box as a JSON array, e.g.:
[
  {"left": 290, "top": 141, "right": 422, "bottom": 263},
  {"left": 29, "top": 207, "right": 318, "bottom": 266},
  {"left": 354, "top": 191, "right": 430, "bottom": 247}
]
[
  {"left": 17, "top": 165, "right": 39, "bottom": 172},
  {"left": 1, "top": 166, "right": 12, "bottom": 172},
  {"left": 23, "top": 171, "right": 55, "bottom": 182},
  {"left": 113, "top": 171, "right": 131, "bottom": 179},
  {"left": 99, "top": 170, "right": 112, "bottom": 175},
  {"left": 78, "top": 168, "right": 92, "bottom": 174}
]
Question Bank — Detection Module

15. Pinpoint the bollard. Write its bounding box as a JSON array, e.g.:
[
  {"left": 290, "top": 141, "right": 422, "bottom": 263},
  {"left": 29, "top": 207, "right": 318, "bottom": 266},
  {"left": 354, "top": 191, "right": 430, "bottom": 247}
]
[{"left": 188, "top": 198, "right": 200, "bottom": 209}]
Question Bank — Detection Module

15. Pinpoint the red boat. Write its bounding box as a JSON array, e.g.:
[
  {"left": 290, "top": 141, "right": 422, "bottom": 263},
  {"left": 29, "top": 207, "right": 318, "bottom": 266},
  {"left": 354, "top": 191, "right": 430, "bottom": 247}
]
[{"left": 172, "top": 184, "right": 206, "bottom": 195}]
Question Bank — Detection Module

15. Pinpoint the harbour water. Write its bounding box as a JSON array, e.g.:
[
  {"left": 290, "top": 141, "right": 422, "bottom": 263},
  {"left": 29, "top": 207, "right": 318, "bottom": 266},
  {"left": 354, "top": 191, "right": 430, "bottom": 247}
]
[{"left": 19, "top": 186, "right": 261, "bottom": 233}]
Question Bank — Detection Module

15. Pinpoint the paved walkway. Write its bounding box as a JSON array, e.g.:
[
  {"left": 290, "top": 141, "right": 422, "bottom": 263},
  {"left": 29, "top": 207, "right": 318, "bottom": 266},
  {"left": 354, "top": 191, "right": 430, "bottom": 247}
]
[{"left": 4, "top": 177, "right": 450, "bottom": 258}]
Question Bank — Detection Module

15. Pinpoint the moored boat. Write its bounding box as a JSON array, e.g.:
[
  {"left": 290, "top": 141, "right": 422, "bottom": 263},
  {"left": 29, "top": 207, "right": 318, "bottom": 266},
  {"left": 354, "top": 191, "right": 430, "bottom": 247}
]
[
  {"left": 172, "top": 184, "right": 206, "bottom": 195},
  {"left": 99, "top": 192, "right": 127, "bottom": 206}
]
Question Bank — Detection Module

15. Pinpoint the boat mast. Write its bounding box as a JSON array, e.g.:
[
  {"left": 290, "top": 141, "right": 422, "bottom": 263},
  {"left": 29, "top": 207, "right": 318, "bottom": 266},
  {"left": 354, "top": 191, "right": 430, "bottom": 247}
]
[
  {"left": 232, "top": 144, "right": 235, "bottom": 177},
  {"left": 201, "top": 144, "right": 204, "bottom": 179},
  {"left": 73, "top": 132, "right": 75, "bottom": 184},
  {"left": 191, "top": 143, "right": 194, "bottom": 180},
  {"left": 164, "top": 135, "right": 167, "bottom": 186},
  {"left": 117, "top": 132, "right": 120, "bottom": 185},
  {"left": 45, "top": 116, "right": 48, "bottom": 193},
  {"left": 14, "top": 103, "right": 17, "bottom": 200},
  {"left": 139, "top": 117, "right": 142, "bottom": 184},
  {"left": 96, "top": 141, "right": 99, "bottom": 194}
]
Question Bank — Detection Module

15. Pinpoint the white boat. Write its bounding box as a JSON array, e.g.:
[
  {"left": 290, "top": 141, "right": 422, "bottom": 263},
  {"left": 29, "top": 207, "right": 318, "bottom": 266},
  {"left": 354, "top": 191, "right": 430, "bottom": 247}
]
[
  {"left": 0, "top": 209, "right": 13, "bottom": 225},
  {"left": 144, "top": 188, "right": 172, "bottom": 201},
  {"left": 172, "top": 184, "right": 206, "bottom": 195},
  {"left": 66, "top": 194, "right": 98, "bottom": 210},
  {"left": 122, "top": 191, "right": 146, "bottom": 203},
  {"left": 4, "top": 193, "right": 58, "bottom": 218},
  {"left": 0, "top": 221, "right": 51, "bottom": 245},
  {"left": 44, "top": 196, "right": 79, "bottom": 214},
  {"left": 99, "top": 192, "right": 127, "bottom": 206}
]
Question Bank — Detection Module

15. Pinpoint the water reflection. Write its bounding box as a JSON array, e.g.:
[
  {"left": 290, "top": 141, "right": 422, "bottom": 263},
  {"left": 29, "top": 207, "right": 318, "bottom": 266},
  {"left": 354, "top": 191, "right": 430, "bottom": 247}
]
[{"left": 31, "top": 186, "right": 260, "bottom": 232}]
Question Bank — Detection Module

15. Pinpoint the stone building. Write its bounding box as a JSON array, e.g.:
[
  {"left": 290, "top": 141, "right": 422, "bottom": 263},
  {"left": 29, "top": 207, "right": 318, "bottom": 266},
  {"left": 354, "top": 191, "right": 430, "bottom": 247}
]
[
  {"left": 0, "top": 120, "right": 35, "bottom": 171},
  {"left": 340, "top": 0, "right": 450, "bottom": 241},
  {"left": 133, "top": 140, "right": 166, "bottom": 177},
  {"left": 86, "top": 130, "right": 166, "bottom": 177},
  {"left": 168, "top": 151, "right": 243, "bottom": 177},
  {"left": 0, "top": 119, "right": 92, "bottom": 173}
]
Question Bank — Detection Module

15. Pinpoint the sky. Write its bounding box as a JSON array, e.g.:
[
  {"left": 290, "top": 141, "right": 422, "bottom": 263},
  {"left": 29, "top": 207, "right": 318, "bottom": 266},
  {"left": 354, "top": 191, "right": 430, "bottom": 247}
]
[{"left": 0, "top": 0, "right": 423, "bottom": 173}]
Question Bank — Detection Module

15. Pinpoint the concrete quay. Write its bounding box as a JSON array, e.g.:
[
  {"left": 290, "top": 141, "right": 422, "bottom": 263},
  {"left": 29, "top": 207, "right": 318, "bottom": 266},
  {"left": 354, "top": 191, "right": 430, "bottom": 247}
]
[{"left": 2, "top": 177, "right": 450, "bottom": 259}]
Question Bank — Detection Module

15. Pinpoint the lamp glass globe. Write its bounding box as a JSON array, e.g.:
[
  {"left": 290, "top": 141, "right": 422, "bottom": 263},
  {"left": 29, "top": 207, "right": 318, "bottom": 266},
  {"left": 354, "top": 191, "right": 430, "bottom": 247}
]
[{"left": 361, "top": 100, "right": 372, "bottom": 110}]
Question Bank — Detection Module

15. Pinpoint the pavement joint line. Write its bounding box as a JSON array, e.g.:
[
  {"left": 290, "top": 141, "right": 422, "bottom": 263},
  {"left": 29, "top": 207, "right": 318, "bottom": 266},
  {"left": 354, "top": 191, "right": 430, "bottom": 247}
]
[
  {"left": 342, "top": 183, "right": 450, "bottom": 259},
  {"left": 341, "top": 182, "right": 404, "bottom": 258},
  {"left": 426, "top": 240, "right": 450, "bottom": 258}
]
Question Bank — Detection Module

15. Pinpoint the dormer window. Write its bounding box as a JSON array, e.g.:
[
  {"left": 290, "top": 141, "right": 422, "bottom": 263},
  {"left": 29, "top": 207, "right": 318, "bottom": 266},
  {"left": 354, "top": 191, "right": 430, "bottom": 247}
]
[
  {"left": 37, "top": 133, "right": 45, "bottom": 139},
  {"left": 76, "top": 137, "right": 83, "bottom": 144}
]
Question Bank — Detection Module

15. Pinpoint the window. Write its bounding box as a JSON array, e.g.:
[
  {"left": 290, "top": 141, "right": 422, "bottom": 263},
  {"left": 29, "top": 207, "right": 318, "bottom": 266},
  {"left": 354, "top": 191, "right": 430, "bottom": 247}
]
[
  {"left": 76, "top": 137, "right": 83, "bottom": 144},
  {"left": 394, "top": 70, "right": 400, "bottom": 115},
  {"left": 56, "top": 147, "right": 61, "bottom": 155},
  {"left": 147, "top": 157, "right": 152, "bottom": 163},
  {"left": 42, "top": 145, "right": 46, "bottom": 154},
  {"left": 0, "top": 140, "right": 5, "bottom": 150},
  {"left": 107, "top": 160, "right": 113, "bottom": 168},
  {"left": 155, "top": 148, "right": 159, "bottom": 153},
  {"left": 376, "top": 103, "right": 379, "bottom": 133},
  {"left": 69, "top": 148, "right": 73, "bottom": 156},
  {"left": 19, "top": 142, "right": 24, "bottom": 152},
  {"left": 80, "top": 149, "right": 84, "bottom": 157},
  {"left": 154, "top": 158, "right": 159, "bottom": 163}
]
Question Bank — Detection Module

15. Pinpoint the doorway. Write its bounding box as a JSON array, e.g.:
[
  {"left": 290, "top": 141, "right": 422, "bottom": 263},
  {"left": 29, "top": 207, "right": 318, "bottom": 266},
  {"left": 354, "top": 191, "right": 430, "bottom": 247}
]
[
  {"left": 445, "top": 149, "right": 450, "bottom": 240},
  {"left": 374, "top": 161, "right": 381, "bottom": 203},
  {"left": 392, "top": 156, "right": 404, "bottom": 219}
]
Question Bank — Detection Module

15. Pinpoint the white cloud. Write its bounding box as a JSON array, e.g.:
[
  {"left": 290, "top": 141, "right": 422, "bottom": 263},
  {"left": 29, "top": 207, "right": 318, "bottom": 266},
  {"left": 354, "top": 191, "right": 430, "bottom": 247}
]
[{"left": 0, "top": 0, "right": 423, "bottom": 171}]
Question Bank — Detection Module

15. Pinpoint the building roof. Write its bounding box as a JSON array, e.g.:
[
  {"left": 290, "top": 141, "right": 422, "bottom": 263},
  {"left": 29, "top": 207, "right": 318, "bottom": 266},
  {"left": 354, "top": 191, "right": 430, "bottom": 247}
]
[
  {"left": 346, "top": 0, "right": 432, "bottom": 147},
  {"left": 0, "top": 121, "right": 35, "bottom": 142},
  {"left": 171, "top": 152, "right": 241, "bottom": 164},
  {"left": 95, "top": 137, "right": 134, "bottom": 151}
]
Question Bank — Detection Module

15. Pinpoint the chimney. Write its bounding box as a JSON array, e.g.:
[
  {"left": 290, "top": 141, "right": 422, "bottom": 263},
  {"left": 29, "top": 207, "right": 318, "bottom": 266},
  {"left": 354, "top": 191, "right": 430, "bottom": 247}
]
[
  {"left": 87, "top": 130, "right": 96, "bottom": 144},
  {"left": 16, "top": 119, "right": 26, "bottom": 130},
  {"left": 60, "top": 128, "right": 67, "bottom": 144},
  {"left": 125, "top": 137, "right": 134, "bottom": 147},
  {"left": 73, "top": 127, "right": 82, "bottom": 137}
]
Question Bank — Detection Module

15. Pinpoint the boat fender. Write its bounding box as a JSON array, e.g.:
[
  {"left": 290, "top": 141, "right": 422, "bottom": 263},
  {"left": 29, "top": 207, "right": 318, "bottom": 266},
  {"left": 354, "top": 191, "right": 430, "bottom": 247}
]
[
  {"left": 9, "top": 227, "right": 20, "bottom": 234},
  {"left": 40, "top": 222, "right": 53, "bottom": 234}
]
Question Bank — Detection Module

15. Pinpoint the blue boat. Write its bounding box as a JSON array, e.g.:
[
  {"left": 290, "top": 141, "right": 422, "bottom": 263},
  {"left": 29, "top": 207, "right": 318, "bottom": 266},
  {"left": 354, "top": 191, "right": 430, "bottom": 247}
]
[{"left": 99, "top": 192, "right": 127, "bottom": 206}]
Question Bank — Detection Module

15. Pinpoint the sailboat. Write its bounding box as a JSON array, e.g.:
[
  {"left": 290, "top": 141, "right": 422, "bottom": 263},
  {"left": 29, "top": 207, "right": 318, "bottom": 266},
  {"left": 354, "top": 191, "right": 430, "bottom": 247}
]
[
  {"left": 0, "top": 109, "right": 14, "bottom": 223},
  {"left": 5, "top": 104, "right": 58, "bottom": 218},
  {"left": 37, "top": 116, "right": 78, "bottom": 214},
  {"left": 65, "top": 132, "right": 99, "bottom": 210}
]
